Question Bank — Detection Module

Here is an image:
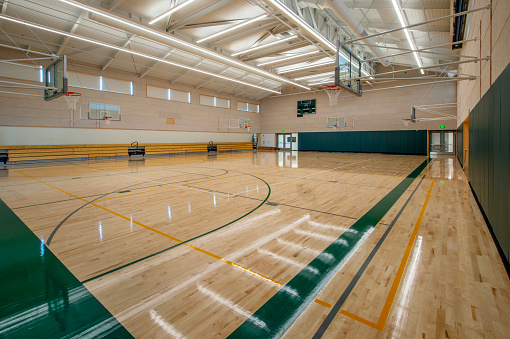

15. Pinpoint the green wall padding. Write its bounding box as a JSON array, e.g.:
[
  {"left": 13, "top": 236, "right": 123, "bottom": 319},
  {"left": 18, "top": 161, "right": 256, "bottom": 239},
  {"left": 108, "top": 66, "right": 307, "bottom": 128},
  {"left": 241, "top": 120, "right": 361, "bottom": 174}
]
[
  {"left": 469, "top": 63, "right": 510, "bottom": 262},
  {"left": 298, "top": 130, "right": 427, "bottom": 155}
]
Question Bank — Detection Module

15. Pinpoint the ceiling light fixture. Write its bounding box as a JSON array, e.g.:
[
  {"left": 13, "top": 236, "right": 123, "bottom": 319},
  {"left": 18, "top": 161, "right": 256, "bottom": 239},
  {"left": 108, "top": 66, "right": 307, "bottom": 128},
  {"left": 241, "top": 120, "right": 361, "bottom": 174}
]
[
  {"left": 308, "top": 79, "right": 335, "bottom": 86},
  {"left": 0, "top": 15, "right": 281, "bottom": 94},
  {"left": 149, "top": 0, "right": 197, "bottom": 25},
  {"left": 276, "top": 59, "right": 335, "bottom": 74},
  {"left": 231, "top": 36, "right": 295, "bottom": 57},
  {"left": 56, "top": 0, "right": 310, "bottom": 90},
  {"left": 197, "top": 14, "right": 268, "bottom": 43},
  {"left": 293, "top": 71, "right": 334, "bottom": 81},
  {"left": 257, "top": 50, "right": 320, "bottom": 66},
  {"left": 391, "top": 0, "right": 424, "bottom": 74}
]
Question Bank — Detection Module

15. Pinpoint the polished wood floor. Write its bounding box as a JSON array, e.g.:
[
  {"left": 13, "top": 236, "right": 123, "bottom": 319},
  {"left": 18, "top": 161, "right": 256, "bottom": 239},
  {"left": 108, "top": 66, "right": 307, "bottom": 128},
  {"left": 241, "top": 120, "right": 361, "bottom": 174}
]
[{"left": 1, "top": 151, "right": 509, "bottom": 338}]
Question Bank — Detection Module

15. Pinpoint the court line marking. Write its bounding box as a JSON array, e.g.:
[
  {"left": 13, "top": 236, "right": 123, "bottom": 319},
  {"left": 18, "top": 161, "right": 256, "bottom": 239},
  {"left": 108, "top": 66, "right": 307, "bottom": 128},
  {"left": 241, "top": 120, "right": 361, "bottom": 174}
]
[
  {"left": 12, "top": 168, "right": 185, "bottom": 244},
  {"left": 227, "top": 159, "right": 430, "bottom": 339},
  {"left": 12, "top": 168, "right": 230, "bottom": 208},
  {"left": 94, "top": 168, "right": 277, "bottom": 201},
  {"left": 27, "top": 167, "right": 274, "bottom": 284},
  {"left": 10, "top": 168, "right": 312, "bottom": 301},
  {"left": 311, "top": 174, "right": 428, "bottom": 338},
  {"left": 183, "top": 183, "right": 390, "bottom": 227},
  {"left": 340, "top": 179, "right": 435, "bottom": 331}
]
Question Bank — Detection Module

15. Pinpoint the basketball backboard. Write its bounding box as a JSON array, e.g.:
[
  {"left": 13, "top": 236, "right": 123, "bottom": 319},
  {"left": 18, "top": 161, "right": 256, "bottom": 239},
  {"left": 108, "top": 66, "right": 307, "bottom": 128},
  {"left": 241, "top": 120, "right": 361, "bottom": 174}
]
[
  {"left": 44, "top": 55, "right": 68, "bottom": 101},
  {"left": 334, "top": 43, "right": 362, "bottom": 96}
]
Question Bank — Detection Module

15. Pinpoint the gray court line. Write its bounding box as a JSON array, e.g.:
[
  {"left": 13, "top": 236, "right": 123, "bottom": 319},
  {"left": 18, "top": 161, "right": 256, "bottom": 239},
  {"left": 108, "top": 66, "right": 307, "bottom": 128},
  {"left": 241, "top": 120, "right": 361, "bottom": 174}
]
[
  {"left": 257, "top": 172, "right": 395, "bottom": 190},
  {"left": 183, "top": 184, "right": 391, "bottom": 226},
  {"left": 312, "top": 174, "right": 427, "bottom": 338}
]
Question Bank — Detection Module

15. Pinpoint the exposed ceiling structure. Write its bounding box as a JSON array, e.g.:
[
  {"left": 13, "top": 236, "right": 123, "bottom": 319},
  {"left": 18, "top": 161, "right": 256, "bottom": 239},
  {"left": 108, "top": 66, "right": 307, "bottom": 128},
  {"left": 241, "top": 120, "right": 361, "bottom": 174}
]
[{"left": 0, "top": 0, "right": 479, "bottom": 100}]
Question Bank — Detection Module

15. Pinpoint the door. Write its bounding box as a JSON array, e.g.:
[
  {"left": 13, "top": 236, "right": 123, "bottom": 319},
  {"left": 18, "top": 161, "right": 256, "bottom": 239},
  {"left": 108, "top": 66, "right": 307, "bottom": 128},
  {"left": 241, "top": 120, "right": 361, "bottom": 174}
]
[
  {"left": 430, "top": 131, "right": 455, "bottom": 155},
  {"left": 277, "top": 133, "right": 292, "bottom": 150}
]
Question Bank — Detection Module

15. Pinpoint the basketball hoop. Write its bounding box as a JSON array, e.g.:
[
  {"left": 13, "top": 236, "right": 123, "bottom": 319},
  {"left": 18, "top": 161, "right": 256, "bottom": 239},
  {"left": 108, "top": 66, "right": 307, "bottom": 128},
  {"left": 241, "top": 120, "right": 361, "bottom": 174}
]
[
  {"left": 65, "top": 92, "right": 81, "bottom": 110},
  {"left": 245, "top": 126, "right": 251, "bottom": 131},
  {"left": 103, "top": 116, "right": 112, "bottom": 125},
  {"left": 402, "top": 119, "right": 412, "bottom": 126},
  {"left": 324, "top": 85, "right": 342, "bottom": 106},
  {"left": 332, "top": 124, "right": 338, "bottom": 131}
]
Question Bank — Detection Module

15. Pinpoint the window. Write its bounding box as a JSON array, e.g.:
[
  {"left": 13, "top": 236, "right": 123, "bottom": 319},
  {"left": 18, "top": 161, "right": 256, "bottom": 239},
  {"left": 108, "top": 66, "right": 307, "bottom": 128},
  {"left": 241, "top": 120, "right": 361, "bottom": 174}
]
[
  {"left": 200, "top": 94, "right": 230, "bottom": 109},
  {"left": 89, "top": 103, "right": 121, "bottom": 120},
  {"left": 146, "top": 85, "right": 190, "bottom": 103},
  {"left": 68, "top": 71, "right": 132, "bottom": 95},
  {"left": 237, "top": 101, "right": 259, "bottom": 113}
]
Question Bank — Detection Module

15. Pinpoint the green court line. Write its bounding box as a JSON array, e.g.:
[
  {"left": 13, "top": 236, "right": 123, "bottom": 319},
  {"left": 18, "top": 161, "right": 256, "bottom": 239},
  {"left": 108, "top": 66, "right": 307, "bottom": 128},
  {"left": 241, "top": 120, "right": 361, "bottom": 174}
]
[
  {"left": 0, "top": 197, "right": 133, "bottom": 338},
  {"left": 227, "top": 158, "right": 429, "bottom": 339}
]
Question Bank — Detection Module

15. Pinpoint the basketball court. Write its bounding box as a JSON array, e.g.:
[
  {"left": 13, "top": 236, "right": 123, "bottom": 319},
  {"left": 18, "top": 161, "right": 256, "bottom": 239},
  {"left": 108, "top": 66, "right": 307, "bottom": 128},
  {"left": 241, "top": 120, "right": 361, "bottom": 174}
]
[{"left": 0, "top": 0, "right": 509, "bottom": 338}]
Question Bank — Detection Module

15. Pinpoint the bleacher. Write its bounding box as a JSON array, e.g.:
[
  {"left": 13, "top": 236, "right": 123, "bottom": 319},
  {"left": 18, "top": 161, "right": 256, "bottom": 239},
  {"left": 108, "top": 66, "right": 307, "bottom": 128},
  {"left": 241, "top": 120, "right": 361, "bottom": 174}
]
[{"left": 0, "top": 142, "right": 253, "bottom": 162}]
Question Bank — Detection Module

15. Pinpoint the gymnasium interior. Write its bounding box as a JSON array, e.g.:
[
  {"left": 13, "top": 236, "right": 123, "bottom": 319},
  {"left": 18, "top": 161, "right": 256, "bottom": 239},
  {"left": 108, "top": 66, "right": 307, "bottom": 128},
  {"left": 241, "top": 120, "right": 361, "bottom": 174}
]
[{"left": 0, "top": 0, "right": 509, "bottom": 338}]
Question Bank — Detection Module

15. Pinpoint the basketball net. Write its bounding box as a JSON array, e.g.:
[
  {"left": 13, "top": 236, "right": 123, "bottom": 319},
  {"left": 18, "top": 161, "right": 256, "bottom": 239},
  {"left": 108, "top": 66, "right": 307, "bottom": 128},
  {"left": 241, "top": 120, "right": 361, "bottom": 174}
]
[
  {"left": 402, "top": 119, "right": 411, "bottom": 126},
  {"left": 332, "top": 124, "right": 338, "bottom": 131},
  {"left": 245, "top": 126, "right": 251, "bottom": 132},
  {"left": 324, "top": 85, "right": 342, "bottom": 106},
  {"left": 103, "top": 116, "right": 112, "bottom": 125},
  {"left": 65, "top": 92, "right": 81, "bottom": 110}
]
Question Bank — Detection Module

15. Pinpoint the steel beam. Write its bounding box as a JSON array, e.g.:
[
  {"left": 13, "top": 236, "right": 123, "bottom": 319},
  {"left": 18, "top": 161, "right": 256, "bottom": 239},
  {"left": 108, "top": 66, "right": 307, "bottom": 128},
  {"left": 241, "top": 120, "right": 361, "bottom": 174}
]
[
  {"left": 166, "top": 0, "right": 234, "bottom": 32},
  {"left": 101, "top": 34, "right": 137, "bottom": 70},
  {"left": 140, "top": 48, "right": 175, "bottom": 78},
  {"left": 171, "top": 59, "right": 204, "bottom": 84},
  {"left": 56, "top": 10, "right": 88, "bottom": 56},
  {"left": 344, "top": 5, "right": 491, "bottom": 44}
]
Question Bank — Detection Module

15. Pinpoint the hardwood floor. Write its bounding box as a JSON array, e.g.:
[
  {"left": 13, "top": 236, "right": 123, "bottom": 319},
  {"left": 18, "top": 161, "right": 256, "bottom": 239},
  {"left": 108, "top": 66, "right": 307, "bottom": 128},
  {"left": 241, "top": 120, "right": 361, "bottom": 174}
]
[{"left": 0, "top": 151, "right": 508, "bottom": 338}]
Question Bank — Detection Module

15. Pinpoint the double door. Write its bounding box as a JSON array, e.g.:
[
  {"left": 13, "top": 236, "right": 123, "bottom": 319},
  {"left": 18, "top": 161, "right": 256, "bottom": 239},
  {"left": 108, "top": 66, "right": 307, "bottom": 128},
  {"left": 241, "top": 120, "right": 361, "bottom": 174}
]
[
  {"left": 277, "top": 133, "right": 294, "bottom": 151},
  {"left": 430, "top": 130, "right": 455, "bottom": 154}
]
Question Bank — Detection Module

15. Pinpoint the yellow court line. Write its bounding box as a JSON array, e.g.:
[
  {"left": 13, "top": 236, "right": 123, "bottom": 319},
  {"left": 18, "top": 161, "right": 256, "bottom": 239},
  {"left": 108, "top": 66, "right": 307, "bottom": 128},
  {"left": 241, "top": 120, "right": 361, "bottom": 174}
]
[
  {"left": 315, "top": 299, "right": 332, "bottom": 308},
  {"left": 13, "top": 168, "right": 340, "bottom": 306},
  {"left": 341, "top": 179, "right": 435, "bottom": 331}
]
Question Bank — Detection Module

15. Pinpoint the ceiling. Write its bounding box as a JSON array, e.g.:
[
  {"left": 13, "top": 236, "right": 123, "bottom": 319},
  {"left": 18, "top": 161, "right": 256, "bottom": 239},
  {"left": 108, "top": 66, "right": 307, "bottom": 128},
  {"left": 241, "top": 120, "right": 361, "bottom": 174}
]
[{"left": 0, "top": 0, "right": 462, "bottom": 100}]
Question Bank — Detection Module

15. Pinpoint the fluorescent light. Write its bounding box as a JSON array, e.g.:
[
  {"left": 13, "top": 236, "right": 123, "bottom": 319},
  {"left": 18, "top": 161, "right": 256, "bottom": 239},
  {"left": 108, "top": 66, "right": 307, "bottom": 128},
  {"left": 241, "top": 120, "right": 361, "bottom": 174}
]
[
  {"left": 149, "top": 0, "right": 197, "bottom": 25},
  {"left": 231, "top": 36, "right": 295, "bottom": 56},
  {"left": 56, "top": 0, "right": 310, "bottom": 90},
  {"left": 276, "top": 59, "right": 335, "bottom": 73},
  {"left": 391, "top": 0, "right": 424, "bottom": 74},
  {"left": 293, "top": 71, "right": 334, "bottom": 81},
  {"left": 0, "top": 14, "right": 281, "bottom": 94},
  {"left": 257, "top": 50, "right": 320, "bottom": 66},
  {"left": 197, "top": 14, "right": 268, "bottom": 43},
  {"left": 308, "top": 79, "right": 335, "bottom": 86}
]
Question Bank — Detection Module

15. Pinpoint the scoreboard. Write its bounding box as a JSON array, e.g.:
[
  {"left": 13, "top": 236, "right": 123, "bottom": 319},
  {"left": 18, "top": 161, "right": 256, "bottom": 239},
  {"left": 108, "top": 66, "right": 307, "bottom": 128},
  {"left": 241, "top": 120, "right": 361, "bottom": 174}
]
[{"left": 297, "top": 99, "right": 316, "bottom": 115}]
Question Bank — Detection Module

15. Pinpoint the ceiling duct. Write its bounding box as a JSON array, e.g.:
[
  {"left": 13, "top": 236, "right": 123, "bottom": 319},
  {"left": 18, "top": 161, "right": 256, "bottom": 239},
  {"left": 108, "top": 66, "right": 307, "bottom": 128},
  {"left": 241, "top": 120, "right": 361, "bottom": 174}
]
[{"left": 322, "top": 0, "right": 391, "bottom": 66}]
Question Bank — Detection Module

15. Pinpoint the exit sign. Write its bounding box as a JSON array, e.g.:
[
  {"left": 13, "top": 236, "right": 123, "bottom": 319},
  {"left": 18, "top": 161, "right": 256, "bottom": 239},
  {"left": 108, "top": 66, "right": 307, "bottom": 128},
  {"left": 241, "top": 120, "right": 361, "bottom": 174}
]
[{"left": 440, "top": 125, "right": 445, "bottom": 129}]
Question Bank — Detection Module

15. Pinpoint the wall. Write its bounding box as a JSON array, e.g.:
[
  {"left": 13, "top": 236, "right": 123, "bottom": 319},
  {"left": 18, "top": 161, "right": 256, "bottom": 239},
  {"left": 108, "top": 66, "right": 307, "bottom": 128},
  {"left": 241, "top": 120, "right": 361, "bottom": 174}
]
[
  {"left": 0, "top": 126, "right": 250, "bottom": 146},
  {"left": 299, "top": 130, "right": 427, "bottom": 155},
  {"left": 469, "top": 64, "right": 509, "bottom": 263},
  {"left": 0, "top": 47, "right": 260, "bottom": 144},
  {"left": 260, "top": 68, "right": 457, "bottom": 134},
  {"left": 457, "top": 0, "right": 510, "bottom": 125},
  {"left": 457, "top": 122, "right": 463, "bottom": 165}
]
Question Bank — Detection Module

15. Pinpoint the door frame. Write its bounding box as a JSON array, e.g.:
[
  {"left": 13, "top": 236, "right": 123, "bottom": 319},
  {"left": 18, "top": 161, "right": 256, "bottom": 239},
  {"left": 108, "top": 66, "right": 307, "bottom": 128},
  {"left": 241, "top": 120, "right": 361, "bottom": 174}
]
[
  {"left": 276, "top": 133, "right": 293, "bottom": 151},
  {"left": 429, "top": 130, "right": 456, "bottom": 155}
]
